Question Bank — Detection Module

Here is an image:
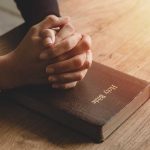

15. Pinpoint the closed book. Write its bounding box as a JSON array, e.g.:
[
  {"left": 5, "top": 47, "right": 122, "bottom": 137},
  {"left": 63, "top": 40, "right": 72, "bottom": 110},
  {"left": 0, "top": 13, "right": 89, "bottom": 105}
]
[{"left": 6, "top": 61, "right": 150, "bottom": 143}]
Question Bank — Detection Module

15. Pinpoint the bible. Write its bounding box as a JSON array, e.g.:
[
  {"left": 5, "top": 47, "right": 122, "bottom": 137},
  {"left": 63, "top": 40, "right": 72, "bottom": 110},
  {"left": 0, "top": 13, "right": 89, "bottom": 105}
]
[{"left": 6, "top": 61, "right": 150, "bottom": 143}]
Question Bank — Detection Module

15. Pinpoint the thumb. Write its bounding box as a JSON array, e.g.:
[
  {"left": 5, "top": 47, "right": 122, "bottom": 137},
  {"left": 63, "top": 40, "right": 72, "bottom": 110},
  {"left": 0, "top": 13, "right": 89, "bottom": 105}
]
[{"left": 41, "top": 29, "right": 56, "bottom": 46}]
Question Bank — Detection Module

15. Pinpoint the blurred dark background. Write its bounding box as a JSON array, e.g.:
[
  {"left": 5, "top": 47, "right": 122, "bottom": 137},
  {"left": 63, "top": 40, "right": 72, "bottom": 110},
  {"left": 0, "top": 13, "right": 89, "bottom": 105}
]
[{"left": 0, "top": 0, "right": 23, "bottom": 35}]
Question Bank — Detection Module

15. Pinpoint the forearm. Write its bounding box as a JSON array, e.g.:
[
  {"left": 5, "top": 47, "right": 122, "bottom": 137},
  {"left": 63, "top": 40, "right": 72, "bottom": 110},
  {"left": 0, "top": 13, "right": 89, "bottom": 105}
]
[{"left": 14, "top": 0, "right": 60, "bottom": 26}]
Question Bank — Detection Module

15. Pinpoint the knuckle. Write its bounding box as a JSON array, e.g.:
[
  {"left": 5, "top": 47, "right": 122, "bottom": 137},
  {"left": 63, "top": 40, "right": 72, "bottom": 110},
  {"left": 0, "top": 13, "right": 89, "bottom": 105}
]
[
  {"left": 75, "top": 33, "right": 82, "bottom": 40},
  {"left": 30, "top": 34, "right": 41, "bottom": 43},
  {"left": 77, "top": 73, "right": 84, "bottom": 81},
  {"left": 82, "top": 39, "right": 90, "bottom": 50},
  {"left": 72, "top": 82, "right": 78, "bottom": 87},
  {"left": 82, "top": 34, "right": 92, "bottom": 50},
  {"left": 65, "top": 23, "right": 75, "bottom": 32},
  {"left": 86, "top": 61, "right": 90, "bottom": 68},
  {"left": 30, "top": 35, "right": 38, "bottom": 43},
  {"left": 30, "top": 36, "right": 35, "bottom": 42},
  {"left": 85, "top": 34, "right": 92, "bottom": 41},
  {"left": 84, "top": 58, "right": 91, "bottom": 68},
  {"left": 46, "top": 15, "right": 58, "bottom": 22},
  {"left": 63, "top": 82, "right": 77, "bottom": 89},
  {"left": 73, "top": 57, "right": 84, "bottom": 67},
  {"left": 30, "top": 25, "right": 38, "bottom": 33},
  {"left": 61, "top": 84, "right": 68, "bottom": 89},
  {"left": 64, "top": 40, "right": 72, "bottom": 50}
]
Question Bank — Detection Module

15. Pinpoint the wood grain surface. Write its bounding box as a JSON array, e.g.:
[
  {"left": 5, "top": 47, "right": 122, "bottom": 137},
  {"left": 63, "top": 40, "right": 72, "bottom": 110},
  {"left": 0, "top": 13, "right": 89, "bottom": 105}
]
[{"left": 0, "top": 0, "right": 150, "bottom": 149}]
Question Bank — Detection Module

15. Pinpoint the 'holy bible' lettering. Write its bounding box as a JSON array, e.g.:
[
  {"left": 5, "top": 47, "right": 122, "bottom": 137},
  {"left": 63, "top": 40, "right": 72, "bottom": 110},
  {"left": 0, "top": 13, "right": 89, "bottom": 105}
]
[{"left": 91, "top": 84, "right": 118, "bottom": 104}]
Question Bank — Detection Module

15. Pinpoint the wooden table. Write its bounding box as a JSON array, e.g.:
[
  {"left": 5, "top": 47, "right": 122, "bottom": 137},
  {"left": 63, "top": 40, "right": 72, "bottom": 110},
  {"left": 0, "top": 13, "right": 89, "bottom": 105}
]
[{"left": 0, "top": 0, "right": 150, "bottom": 149}]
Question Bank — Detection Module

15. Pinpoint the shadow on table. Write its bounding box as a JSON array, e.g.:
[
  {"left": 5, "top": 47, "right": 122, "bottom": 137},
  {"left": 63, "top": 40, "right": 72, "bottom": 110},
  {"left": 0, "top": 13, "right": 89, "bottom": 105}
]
[{"left": 0, "top": 96, "right": 92, "bottom": 147}]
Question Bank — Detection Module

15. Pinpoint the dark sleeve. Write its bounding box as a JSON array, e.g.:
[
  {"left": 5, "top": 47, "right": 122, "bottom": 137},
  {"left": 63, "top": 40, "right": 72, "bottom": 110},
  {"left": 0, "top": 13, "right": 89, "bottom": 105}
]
[{"left": 14, "top": 0, "right": 60, "bottom": 26}]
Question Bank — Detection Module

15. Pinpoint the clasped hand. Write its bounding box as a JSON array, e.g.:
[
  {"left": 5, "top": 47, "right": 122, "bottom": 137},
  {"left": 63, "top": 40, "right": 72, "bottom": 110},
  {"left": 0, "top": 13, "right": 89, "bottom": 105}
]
[{"left": 8, "top": 15, "right": 92, "bottom": 89}]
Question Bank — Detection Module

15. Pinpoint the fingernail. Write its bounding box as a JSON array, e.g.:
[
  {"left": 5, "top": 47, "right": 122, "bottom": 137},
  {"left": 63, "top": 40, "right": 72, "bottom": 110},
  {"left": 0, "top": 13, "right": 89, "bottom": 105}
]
[
  {"left": 52, "top": 84, "right": 59, "bottom": 88},
  {"left": 47, "top": 37, "right": 53, "bottom": 44},
  {"left": 46, "top": 67, "right": 54, "bottom": 73},
  {"left": 40, "top": 52, "right": 48, "bottom": 60},
  {"left": 43, "top": 38, "right": 53, "bottom": 48},
  {"left": 48, "top": 76, "right": 57, "bottom": 82}
]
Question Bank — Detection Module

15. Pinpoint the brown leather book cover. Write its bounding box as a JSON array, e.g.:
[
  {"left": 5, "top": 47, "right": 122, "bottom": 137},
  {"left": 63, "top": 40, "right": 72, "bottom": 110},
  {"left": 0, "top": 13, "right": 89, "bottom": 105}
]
[{"left": 6, "top": 61, "right": 150, "bottom": 143}]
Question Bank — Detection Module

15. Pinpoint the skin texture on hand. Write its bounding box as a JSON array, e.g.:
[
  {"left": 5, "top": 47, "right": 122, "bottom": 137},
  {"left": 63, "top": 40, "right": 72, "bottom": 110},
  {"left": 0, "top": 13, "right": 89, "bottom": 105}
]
[
  {"left": 40, "top": 21, "right": 93, "bottom": 89},
  {"left": 0, "top": 15, "right": 92, "bottom": 90}
]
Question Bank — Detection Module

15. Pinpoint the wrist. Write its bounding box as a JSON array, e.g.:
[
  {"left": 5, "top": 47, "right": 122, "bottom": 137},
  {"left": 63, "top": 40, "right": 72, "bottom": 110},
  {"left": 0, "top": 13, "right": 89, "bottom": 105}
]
[{"left": 0, "top": 51, "right": 19, "bottom": 89}]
